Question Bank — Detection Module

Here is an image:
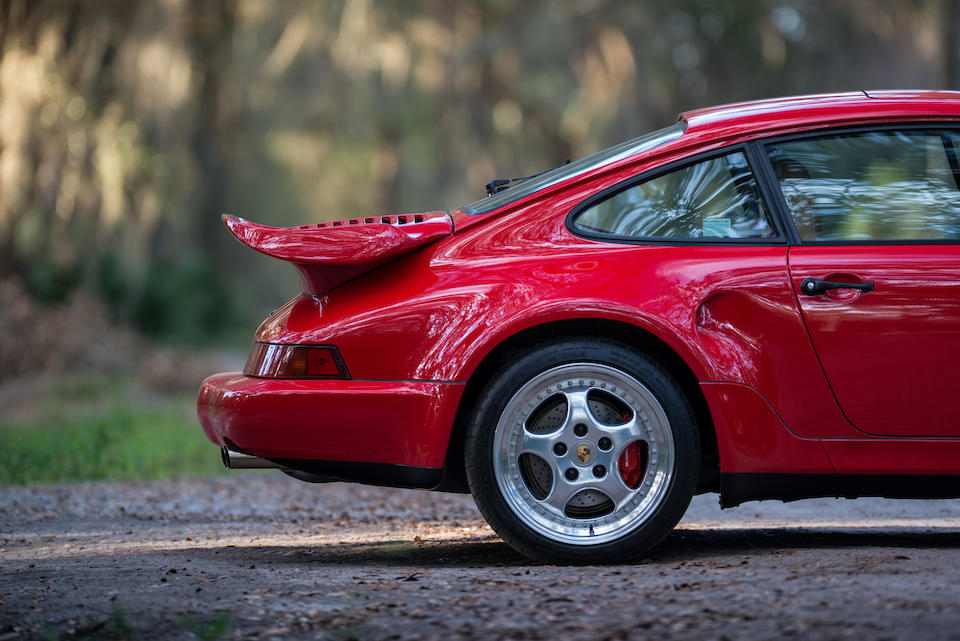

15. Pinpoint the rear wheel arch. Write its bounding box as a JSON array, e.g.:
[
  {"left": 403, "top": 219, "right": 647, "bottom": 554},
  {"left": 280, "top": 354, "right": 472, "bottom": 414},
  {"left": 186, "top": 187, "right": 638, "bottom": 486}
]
[{"left": 438, "top": 318, "right": 719, "bottom": 495}]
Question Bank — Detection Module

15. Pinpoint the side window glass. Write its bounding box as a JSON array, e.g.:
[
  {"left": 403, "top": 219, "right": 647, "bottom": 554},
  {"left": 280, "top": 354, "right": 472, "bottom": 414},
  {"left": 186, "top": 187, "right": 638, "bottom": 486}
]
[
  {"left": 766, "top": 130, "right": 960, "bottom": 241},
  {"left": 572, "top": 151, "right": 776, "bottom": 240}
]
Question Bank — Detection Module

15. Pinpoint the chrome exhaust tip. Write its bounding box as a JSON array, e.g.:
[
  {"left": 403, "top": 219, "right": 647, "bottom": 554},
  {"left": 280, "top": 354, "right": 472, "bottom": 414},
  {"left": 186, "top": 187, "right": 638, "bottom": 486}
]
[{"left": 220, "top": 446, "right": 288, "bottom": 470}]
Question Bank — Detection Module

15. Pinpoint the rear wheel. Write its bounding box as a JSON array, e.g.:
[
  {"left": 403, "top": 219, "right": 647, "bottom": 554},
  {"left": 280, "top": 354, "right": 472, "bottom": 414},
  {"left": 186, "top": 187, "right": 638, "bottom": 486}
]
[{"left": 465, "top": 338, "right": 699, "bottom": 564}]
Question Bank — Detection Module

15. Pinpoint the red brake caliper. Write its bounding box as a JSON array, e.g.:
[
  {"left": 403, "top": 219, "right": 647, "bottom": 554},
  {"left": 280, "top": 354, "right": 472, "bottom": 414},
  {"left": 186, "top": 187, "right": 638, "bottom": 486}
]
[{"left": 618, "top": 441, "right": 648, "bottom": 489}]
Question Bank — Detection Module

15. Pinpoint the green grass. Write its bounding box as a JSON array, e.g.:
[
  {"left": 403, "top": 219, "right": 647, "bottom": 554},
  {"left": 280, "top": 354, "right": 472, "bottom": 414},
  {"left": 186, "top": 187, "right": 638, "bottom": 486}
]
[
  {"left": 0, "top": 375, "right": 227, "bottom": 485},
  {"left": 180, "top": 611, "right": 233, "bottom": 641},
  {"left": 40, "top": 604, "right": 234, "bottom": 640}
]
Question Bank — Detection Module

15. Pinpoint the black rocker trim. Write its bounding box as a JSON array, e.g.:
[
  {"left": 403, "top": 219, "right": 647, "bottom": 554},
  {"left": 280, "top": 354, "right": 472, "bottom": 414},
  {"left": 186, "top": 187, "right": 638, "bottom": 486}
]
[
  {"left": 720, "top": 473, "right": 960, "bottom": 508},
  {"left": 273, "top": 459, "right": 443, "bottom": 489}
]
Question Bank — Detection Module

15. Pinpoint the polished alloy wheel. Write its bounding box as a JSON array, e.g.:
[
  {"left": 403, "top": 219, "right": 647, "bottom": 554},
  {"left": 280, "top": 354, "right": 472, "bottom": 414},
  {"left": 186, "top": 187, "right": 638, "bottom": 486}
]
[{"left": 492, "top": 362, "right": 676, "bottom": 545}]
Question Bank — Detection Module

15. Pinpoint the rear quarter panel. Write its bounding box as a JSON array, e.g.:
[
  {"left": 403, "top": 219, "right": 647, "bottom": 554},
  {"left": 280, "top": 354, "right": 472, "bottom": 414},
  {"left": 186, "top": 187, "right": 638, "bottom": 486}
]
[{"left": 257, "top": 183, "right": 854, "bottom": 443}]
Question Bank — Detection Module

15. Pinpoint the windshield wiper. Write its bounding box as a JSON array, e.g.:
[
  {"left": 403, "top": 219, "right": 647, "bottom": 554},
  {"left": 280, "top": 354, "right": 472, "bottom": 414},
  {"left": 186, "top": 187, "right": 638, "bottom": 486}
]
[{"left": 485, "top": 159, "right": 571, "bottom": 196}]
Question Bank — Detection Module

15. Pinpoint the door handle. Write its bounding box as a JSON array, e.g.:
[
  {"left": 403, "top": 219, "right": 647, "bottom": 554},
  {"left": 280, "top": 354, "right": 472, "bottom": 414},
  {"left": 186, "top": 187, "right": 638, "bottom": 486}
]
[{"left": 800, "top": 277, "right": 875, "bottom": 296}]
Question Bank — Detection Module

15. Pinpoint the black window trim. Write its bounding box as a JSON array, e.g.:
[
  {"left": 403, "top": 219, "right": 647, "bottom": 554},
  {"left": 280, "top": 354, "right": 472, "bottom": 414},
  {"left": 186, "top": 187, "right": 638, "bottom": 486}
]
[
  {"left": 565, "top": 143, "right": 789, "bottom": 246},
  {"left": 755, "top": 121, "right": 960, "bottom": 247}
]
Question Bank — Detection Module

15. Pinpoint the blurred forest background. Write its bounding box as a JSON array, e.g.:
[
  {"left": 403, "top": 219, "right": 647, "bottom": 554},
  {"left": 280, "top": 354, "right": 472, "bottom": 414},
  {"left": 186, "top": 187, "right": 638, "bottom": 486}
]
[{"left": 1, "top": 0, "right": 958, "bottom": 481}]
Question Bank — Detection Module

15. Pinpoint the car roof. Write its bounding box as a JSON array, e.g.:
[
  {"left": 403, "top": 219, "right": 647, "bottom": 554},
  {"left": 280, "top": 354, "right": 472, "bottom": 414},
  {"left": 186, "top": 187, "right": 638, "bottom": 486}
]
[
  {"left": 452, "top": 90, "right": 960, "bottom": 226},
  {"left": 680, "top": 90, "right": 960, "bottom": 140}
]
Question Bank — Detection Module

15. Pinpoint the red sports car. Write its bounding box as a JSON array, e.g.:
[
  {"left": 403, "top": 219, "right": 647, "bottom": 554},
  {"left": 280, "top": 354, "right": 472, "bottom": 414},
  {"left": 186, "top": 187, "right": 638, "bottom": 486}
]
[{"left": 199, "top": 91, "right": 960, "bottom": 563}]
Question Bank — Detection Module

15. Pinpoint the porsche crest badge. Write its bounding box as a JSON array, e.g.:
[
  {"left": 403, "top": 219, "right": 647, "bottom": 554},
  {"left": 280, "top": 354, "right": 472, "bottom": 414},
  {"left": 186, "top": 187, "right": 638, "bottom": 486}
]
[{"left": 576, "top": 444, "right": 591, "bottom": 463}]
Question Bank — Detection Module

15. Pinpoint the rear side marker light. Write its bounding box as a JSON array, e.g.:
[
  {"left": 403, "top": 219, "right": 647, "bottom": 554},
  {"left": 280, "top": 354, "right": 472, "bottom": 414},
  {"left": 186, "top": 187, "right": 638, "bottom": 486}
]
[{"left": 244, "top": 343, "right": 349, "bottom": 379}]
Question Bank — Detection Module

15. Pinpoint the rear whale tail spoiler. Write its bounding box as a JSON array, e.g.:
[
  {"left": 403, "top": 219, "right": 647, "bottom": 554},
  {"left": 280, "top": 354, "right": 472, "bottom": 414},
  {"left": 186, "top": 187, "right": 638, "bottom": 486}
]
[{"left": 222, "top": 211, "right": 452, "bottom": 295}]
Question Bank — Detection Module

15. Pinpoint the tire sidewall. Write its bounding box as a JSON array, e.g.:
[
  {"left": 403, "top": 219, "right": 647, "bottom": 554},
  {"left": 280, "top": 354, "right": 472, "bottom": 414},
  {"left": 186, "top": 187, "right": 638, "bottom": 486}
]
[{"left": 464, "top": 338, "right": 699, "bottom": 564}]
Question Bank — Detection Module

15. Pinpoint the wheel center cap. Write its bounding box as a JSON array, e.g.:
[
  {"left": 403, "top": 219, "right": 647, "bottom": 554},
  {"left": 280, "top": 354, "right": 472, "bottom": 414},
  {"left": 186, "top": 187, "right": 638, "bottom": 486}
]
[{"left": 573, "top": 442, "right": 595, "bottom": 466}]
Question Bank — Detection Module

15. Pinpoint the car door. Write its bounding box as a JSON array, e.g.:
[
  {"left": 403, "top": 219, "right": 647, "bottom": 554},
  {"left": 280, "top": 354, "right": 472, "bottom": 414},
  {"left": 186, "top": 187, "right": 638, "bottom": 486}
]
[{"left": 764, "top": 126, "right": 960, "bottom": 437}]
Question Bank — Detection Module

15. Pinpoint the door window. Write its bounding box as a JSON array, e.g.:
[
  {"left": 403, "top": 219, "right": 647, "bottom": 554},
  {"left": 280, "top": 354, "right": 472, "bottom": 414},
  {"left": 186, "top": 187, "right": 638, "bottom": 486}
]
[{"left": 766, "top": 130, "right": 960, "bottom": 241}]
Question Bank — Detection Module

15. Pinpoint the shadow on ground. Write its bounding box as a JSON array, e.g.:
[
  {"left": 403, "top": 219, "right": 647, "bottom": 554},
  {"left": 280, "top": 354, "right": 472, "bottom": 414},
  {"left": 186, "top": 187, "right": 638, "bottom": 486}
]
[{"left": 171, "top": 525, "right": 960, "bottom": 569}]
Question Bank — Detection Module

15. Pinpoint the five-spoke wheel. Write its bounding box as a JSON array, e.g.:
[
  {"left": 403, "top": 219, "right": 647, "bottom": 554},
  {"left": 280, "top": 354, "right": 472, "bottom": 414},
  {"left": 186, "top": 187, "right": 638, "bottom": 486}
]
[{"left": 466, "top": 339, "right": 699, "bottom": 564}]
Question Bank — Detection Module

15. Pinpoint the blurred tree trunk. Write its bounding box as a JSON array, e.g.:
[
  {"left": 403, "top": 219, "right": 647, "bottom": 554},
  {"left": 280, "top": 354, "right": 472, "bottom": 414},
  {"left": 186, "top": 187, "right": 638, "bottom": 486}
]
[
  {"left": 945, "top": 0, "right": 960, "bottom": 88},
  {"left": 186, "top": 0, "right": 236, "bottom": 258},
  {"left": 0, "top": 0, "right": 10, "bottom": 56},
  {"left": 374, "top": 130, "right": 401, "bottom": 214},
  {"left": 0, "top": 0, "right": 31, "bottom": 278}
]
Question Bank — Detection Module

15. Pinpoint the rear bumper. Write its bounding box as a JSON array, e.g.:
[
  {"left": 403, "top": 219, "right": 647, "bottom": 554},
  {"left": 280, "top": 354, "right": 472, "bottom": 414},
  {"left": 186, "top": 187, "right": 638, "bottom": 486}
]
[{"left": 197, "top": 373, "right": 465, "bottom": 469}]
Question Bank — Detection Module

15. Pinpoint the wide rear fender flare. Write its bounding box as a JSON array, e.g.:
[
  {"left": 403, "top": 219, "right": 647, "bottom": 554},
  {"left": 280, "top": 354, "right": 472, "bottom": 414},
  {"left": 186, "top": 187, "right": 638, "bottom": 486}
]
[{"left": 450, "top": 303, "right": 713, "bottom": 387}]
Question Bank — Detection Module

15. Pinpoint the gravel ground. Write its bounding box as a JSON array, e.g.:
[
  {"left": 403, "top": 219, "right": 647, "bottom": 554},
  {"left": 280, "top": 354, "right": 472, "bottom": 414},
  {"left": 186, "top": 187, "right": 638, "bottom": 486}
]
[{"left": 2, "top": 475, "right": 960, "bottom": 640}]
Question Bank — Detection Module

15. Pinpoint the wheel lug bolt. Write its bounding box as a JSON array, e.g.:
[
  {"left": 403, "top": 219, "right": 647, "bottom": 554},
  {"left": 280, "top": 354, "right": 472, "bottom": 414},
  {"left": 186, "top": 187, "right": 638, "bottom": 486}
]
[
  {"left": 553, "top": 443, "right": 567, "bottom": 456},
  {"left": 573, "top": 423, "right": 588, "bottom": 437},
  {"left": 598, "top": 437, "right": 612, "bottom": 451},
  {"left": 593, "top": 464, "right": 607, "bottom": 478},
  {"left": 565, "top": 468, "right": 579, "bottom": 481}
]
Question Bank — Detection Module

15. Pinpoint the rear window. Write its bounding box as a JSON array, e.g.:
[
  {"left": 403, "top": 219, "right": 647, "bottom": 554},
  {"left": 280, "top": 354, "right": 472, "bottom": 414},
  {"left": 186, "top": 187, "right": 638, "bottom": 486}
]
[{"left": 460, "top": 123, "right": 684, "bottom": 216}]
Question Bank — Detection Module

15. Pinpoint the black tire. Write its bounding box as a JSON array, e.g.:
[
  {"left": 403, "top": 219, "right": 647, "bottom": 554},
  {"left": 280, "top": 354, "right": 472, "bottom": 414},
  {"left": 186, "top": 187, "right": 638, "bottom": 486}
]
[{"left": 464, "top": 337, "right": 699, "bottom": 564}]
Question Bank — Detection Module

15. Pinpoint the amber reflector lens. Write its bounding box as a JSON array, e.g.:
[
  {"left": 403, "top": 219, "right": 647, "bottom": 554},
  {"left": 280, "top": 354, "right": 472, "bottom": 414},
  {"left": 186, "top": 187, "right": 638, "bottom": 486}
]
[
  {"left": 306, "top": 349, "right": 340, "bottom": 376},
  {"left": 244, "top": 343, "right": 348, "bottom": 379}
]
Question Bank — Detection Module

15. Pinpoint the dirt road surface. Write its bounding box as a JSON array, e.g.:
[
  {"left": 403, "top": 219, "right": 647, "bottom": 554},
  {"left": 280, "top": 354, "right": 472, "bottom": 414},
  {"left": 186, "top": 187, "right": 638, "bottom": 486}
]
[{"left": 2, "top": 476, "right": 960, "bottom": 640}]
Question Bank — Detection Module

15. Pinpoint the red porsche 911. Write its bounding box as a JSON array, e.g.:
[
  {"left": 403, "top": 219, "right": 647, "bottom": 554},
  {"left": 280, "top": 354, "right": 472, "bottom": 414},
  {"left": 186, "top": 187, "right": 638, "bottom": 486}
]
[{"left": 199, "top": 91, "right": 960, "bottom": 563}]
